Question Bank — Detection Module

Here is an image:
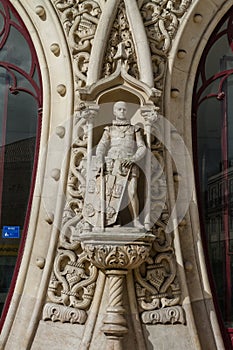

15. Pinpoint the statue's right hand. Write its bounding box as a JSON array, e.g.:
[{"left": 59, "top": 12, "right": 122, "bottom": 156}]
[{"left": 121, "top": 158, "right": 133, "bottom": 167}]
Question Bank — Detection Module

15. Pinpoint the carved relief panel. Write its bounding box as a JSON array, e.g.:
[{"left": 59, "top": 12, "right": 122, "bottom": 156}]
[{"left": 43, "top": 0, "right": 192, "bottom": 348}]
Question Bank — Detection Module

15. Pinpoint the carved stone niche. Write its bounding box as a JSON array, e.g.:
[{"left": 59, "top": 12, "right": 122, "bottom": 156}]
[
  {"left": 74, "top": 85, "right": 155, "bottom": 350},
  {"left": 43, "top": 75, "right": 184, "bottom": 350}
]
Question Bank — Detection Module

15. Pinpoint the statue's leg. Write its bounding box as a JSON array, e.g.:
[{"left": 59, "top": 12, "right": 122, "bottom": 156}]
[{"left": 128, "top": 176, "right": 143, "bottom": 229}]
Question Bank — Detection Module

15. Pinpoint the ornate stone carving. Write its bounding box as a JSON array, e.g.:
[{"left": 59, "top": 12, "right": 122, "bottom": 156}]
[
  {"left": 45, "top": 0, "right": 190, "bottom": 343},
  {"left": 140, "top": 108, "right": 166, "bottom": 230},
  {"left": 80, "top": 230, "right": 155, "bottom": 349},
  {"left": 53, "top": 0, "right": 102, "bottom": 87},
  {"left": 43, "top": 105, "right": 101, "bottom": 324},
  {"left": 43, "top": 302, "right": 87, "bottom": 324},
  {"left": 102, "top": 1, "right": 139, "bottom": 79},
  {"left": 140, "top": 0, "right": 192, "bottom": 89},
  {"left": 44, "top": 100, "right": 184, "bottom": 331},
  {"left": 134, "top": 209, "right": 184, "bottom": 324},
  {"left": 47, "top": 250, "right": 98, "bottom": 310},
  {"left": 141, "top": 305, "right": 185, "bottom": 325},
  {"left": 83, "top": 240, "right": 152, "bottom": 270},
  {"left": 101, "top": 271, "right": 128, "bottom": 347},
  {"left": 53, "top": 1, "right": 192, "bottom": 101}
]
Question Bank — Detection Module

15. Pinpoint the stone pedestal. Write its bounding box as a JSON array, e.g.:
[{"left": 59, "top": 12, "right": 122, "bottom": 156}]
[{"left": 80, "top": 229, "right": 154, "bottom": 350}]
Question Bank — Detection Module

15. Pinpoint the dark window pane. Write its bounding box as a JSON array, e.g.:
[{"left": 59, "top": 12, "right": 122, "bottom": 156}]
[
  {"left": 193, "top": 6, "right": 233, "bottom": 336},
  {"left": 0, "top": 0, "right": 42, "bottom": 321}
]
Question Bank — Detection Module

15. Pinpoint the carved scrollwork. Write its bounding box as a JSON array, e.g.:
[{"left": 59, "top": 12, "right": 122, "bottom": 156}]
[
  {"left": 47, "top": 0, "right": 191, "bottom": 335},
  {"left": 44, "top": 106, "right": 100, "bottom": 324},
  {"left": 140, "top": 0, "right": 192, "bottom": 89},
  {"left": 53, "top": 0, "right": 102, "bottom": 87},
  {"left": 47, "top": 250, "right": 98, "bottom": 310},
  {"left": 134, "top": 209, "right": 184, "bottom": 324},
  {"left": 61, "top": 106, "right": 99, "bottom": 244},
  {"left": 102, "top": 1, "right": 139, "bottom": 79}
]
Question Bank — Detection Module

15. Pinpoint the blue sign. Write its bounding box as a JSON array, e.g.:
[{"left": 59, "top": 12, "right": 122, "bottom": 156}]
[{"left": 2, "top": 226, "right": 20, "bottom": 239}]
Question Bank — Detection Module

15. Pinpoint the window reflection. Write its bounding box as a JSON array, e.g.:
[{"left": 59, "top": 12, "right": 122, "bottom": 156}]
[
  {"left": 0, "top": 0, "right": 42, "bottom": 321},
  {"left": 193, "top": 7, "right": 233, "bottom": 336}
]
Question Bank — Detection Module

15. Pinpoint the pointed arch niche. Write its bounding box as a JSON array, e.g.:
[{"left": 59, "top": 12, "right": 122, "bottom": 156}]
[{"left": 192, "top": 4, "right": 233, "bottom": 347}]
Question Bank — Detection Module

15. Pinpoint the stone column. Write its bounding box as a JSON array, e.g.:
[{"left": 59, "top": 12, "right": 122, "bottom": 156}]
[{"left": 102, "top": 270, "right": 128, "bottom": 350}]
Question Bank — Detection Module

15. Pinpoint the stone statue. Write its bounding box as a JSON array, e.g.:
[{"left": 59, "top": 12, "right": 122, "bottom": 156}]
[{"left": 83, "top": 101, "right": 146, "bottom": 229}]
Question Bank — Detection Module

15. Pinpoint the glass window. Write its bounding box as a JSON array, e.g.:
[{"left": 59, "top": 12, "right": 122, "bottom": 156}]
[
  {"left": 193, "top": 6, "right": 233, "bottom": 345},
  {"left": 0, "top": 0, "right": 42, "bottom": 327}
]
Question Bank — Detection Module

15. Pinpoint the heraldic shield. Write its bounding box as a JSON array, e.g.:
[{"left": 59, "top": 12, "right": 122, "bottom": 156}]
[{"left": 83, "top": 156, "right": 131, "bottom": 228}]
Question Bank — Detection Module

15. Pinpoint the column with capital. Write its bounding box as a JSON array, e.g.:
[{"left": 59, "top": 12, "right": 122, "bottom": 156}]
[{"left": 140, "top": 106, "right": 159, "bottom": 231}]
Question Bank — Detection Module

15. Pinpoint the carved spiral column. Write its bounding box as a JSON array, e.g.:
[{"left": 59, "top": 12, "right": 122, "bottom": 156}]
[{"left": 102, "top": 270, "right": 128, "bottom": 350}]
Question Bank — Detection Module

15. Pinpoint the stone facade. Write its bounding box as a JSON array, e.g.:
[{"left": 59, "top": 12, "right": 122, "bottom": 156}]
[{"left": 0, "top": 0, "right": 232, "bottom": 349}]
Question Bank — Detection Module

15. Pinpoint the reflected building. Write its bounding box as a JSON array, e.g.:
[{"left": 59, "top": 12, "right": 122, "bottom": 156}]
[{"left": 206, "top": 166, "right": 233, "bottom": 324}]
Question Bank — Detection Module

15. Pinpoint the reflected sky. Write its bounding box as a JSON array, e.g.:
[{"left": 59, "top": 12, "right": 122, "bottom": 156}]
[{"left": 0, "top": 3, "right": 38, "bottom": 146}]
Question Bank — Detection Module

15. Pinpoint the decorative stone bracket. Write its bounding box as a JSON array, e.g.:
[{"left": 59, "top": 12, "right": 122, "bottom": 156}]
[{"left": 80, "top": 230, "right": 155, "bottom": 350}]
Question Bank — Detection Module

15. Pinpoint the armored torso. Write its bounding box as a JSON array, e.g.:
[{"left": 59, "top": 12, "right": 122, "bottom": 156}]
[{"left": 107, "top": 124, "right": 136, "bottom": 159}]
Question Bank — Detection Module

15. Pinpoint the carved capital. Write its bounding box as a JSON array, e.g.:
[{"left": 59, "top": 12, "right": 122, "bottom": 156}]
[
  {"left": 83, "top": 243, "right": 150, "bottom": 270},
  {"left": 80, "top": 230, "right": 155, "bottom": 270},
  {"left": 78, "top": 104, "right": 100, "bottom": 122}
]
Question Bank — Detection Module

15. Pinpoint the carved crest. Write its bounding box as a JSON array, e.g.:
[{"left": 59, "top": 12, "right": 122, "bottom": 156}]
[{"left": 83, "top": 157, "right": 131, "bottom": 227}]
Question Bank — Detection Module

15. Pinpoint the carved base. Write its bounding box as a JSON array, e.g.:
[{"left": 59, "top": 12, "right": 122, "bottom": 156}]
[
  {"left": 81, "top": 228, "right": 154, "bottom": 243},
  {"left": 102, "top": 306, "right": 128, "bottom": 337}
]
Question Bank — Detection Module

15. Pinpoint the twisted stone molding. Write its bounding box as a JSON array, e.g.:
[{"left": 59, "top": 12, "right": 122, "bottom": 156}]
[{"left": 102, "top": 271, "right": 128, "bottom": 350}]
